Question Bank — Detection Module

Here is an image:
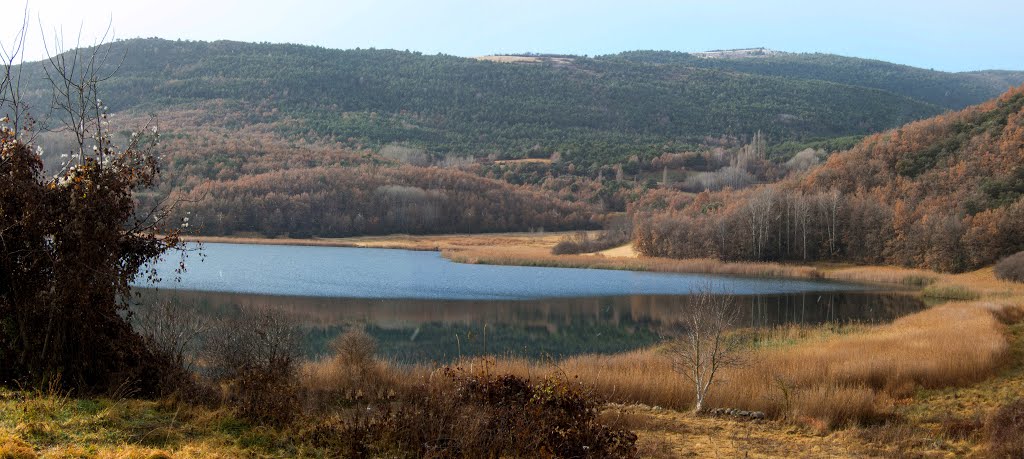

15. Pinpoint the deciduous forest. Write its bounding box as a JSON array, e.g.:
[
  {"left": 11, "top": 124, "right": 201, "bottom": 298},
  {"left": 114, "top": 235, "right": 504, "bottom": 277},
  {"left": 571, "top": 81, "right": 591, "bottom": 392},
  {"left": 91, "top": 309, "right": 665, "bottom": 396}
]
[{"left": 633, "top": 86, "right": 1024, "bottom": 272}]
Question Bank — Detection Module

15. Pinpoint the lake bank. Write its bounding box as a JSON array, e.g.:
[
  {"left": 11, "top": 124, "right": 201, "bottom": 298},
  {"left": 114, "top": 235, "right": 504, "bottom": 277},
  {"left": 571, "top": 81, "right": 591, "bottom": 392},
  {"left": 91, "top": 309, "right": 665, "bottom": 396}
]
[
  {"left": 13, "top": 268, "right": 1024, "bottom": 458},
  {"left": 138, "top": 288, "right": 926, "bottom": 363},
  {"left": 182, "top": 232, "right": 941, "bottom": 288},
  {"left": 138, "top": 242, "right": 921, "bottom": 362},
  {"left": 125, "top": 234, "right": 1024, "bottom": 456}
]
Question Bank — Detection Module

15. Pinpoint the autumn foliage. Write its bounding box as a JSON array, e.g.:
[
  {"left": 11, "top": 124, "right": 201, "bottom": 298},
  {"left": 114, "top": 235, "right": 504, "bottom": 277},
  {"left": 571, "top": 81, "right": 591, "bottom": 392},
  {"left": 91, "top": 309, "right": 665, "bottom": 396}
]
[
  {"left": 634, "top": 86, "right": 1024, "bottom": 272},
  {"left": 170, "top": 163, "right": 596, "bottom": 237}
]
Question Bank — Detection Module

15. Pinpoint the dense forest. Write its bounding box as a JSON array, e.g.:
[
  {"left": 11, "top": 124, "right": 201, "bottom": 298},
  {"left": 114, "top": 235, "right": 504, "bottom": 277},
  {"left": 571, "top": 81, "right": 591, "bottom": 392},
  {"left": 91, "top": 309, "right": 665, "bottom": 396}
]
[
  {"left": 20, "top": 38, "right": 1023, "bottom": 171},
  {"left": 167, "top": 164, "right": 597, "bottom": 237},
  {"left": 633, "top": 85, "right": 1024, "bottom": 272},
  {"left": 607, "top": 50, "right": 1024, "bottom": 110},
  {"left": 16, "top": 39, "right": 1024, "bottom": 241},
  {"left": 98, "top": 116, "right": 601, "bottom": 237}
]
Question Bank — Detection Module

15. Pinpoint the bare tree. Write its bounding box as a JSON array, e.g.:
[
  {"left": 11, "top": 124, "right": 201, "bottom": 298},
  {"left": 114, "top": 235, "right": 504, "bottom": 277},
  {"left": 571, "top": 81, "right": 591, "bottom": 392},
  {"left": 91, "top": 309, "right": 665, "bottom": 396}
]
[
  {"left": 669, "top": 287, "right": 743, "bottom": 413},
  {"left": 0, "top": 7, "right": 30, "bottom": 140},
  {"left": 792, "top": 191, "right": 812, "bottom": 261},
  {"left": 133, "top": 298, "right": 209, "bottom": 374},
  {"left": 746, "top": 186, "right": 777, "bottom": 260},
  {"left": 817, "top": 189, "right": 842, "bottom": 257},
  {"left": 40, "top": 20, "right": 125, "bottom": 165}
]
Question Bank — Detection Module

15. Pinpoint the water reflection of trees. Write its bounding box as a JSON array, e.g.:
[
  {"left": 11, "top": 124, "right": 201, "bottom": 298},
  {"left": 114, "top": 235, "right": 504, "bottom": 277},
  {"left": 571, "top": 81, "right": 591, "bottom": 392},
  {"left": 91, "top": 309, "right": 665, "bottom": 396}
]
[
  {"left": 133, "top": 289, "right": 925, "bottom": 362},
  {"left": 137, "top": 290, "right": 923, "bottom": 330}
]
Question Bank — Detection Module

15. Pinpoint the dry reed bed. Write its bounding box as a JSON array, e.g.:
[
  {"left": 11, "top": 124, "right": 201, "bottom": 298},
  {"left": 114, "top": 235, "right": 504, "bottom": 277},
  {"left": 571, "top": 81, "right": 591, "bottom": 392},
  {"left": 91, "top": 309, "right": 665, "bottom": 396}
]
[
  {"left": 344, "top": 298, "right": 1011, "bottom": 430},
  {"left": 443, "top": 244, "right": 951, "bottom": 287},
  {"left": 199, "top": 235, "right": 1023, "bottom": 433},
  {"left": 444, "top": 248, "right": 820, "bottom": 279},
  {"left": 299, "top": 300, "right": 1009, "bottom": 429}
]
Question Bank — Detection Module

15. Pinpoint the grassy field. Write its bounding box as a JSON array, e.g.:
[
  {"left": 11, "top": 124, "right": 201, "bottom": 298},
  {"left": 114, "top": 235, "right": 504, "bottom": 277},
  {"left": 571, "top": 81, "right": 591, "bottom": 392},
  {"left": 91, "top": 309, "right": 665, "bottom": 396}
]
[
  {"left": 8, "top": 232, "right": 1021, "bottom": 457},
  {"left": 4, "top": 266, "right": 1021, "bottom": 457}
]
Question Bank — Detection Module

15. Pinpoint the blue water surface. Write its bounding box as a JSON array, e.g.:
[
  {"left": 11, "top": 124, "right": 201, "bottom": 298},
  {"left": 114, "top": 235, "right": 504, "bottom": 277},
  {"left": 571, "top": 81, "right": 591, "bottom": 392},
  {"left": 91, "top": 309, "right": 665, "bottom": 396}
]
[{"left": 139, "top": 243, "right": 863, "bottom": 300}]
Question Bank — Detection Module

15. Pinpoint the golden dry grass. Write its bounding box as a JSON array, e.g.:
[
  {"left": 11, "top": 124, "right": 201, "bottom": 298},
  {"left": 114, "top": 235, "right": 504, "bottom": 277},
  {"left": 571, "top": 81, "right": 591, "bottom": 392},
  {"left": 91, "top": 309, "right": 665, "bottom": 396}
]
[
  {"left": 0, "top": 431, "right": 36, "bottom": 459},
  {"left": 597, "top": 404, "right": 948, "bottom": 458},
  {"left": 45, "top": 233, "right": 1024, "bottom": 456},
  {"left": 433, "top": 291, "right": 1015, "bottom": 432},
  {"left": 446, "top": 247, "right": 821, "bottom": 279},
  {"left": 295, "top": 307, "right": 1009, "bottom": 457},
  {"left": 7, "top": 278, "right": 1021, "bottom": 458},
  {"left": 0, "top": 390, "right": 262, "bottom": 459},
  {"left": 185, "top": 230, "right": 573, "bottom": 252},
  {"left": 593, "top": 244, "right": 639, "bottom": 258}
]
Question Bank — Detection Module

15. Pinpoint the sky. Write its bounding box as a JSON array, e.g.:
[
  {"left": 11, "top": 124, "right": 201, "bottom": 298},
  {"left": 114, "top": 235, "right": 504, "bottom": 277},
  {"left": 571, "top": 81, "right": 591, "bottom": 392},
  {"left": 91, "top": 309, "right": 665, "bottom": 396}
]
[{"left": 2, "top": 0, "right": 1022, "bottom": 72}]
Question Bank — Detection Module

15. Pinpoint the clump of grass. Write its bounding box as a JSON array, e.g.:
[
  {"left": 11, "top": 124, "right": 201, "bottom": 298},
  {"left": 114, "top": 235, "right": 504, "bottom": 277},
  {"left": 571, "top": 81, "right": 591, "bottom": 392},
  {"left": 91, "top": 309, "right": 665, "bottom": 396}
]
[
  {"left": 987, "top": 399, "right": 1024, "bottom": 457},
  {"left": 921, "top": 284, "right": 981, "bottom": 300},
  {"left": 788, "top": 385, "right": 883, "bottom": 430},
  {"left": 0, "top": 432, "right": 36, "bottom": 459},
  {"left": 939, "top": 414, "right": 984, "bottom": 441},
  {"left": 821, "top": 266, "right": 939, "bottom": 286}
]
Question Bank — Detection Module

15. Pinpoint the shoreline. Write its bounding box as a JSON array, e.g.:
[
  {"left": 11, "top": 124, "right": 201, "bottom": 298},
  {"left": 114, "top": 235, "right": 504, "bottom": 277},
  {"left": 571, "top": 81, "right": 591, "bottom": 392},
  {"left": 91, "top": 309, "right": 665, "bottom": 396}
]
[
  {"left": 14, "top": 235, "right": 1024, "bottom": 457},
  {"left": 181, "top": 232, "right": 941, "bottom": 288}
]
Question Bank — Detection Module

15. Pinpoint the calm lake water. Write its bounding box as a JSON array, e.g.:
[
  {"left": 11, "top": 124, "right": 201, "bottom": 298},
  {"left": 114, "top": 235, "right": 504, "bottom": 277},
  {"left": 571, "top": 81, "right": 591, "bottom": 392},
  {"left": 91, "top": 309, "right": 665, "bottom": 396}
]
[{"left": 134, "top": 242, "right": 925, "bottom": 362}]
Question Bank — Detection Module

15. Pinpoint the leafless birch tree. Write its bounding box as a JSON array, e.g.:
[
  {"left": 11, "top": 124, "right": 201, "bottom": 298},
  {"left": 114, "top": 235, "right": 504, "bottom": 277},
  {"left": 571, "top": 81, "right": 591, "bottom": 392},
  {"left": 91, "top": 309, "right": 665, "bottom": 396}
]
[{"left": 669, "top": 287, "right": 744, "bottom": 413}]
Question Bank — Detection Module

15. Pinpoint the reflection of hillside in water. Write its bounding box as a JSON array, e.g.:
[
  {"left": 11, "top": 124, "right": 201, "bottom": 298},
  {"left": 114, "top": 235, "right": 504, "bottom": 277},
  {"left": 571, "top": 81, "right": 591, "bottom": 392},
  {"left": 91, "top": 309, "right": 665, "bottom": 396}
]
[
  {"left": 137, "top": 289, "right": 925, "bottom": 331},
  {"left": 134, "top": 289, "right": 924, "bottom": 362}
]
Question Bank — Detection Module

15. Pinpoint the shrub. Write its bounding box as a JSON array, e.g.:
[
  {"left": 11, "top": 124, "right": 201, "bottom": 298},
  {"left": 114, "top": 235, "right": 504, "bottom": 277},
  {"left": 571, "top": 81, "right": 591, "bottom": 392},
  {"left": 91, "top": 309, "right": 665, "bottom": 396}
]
[
  {"left": 306, "top": 368, "right": 638, "bottom": 458},
  {"left": 202, "top": 311, "right": 303, "bottom": 425},
  {"left": 329, "top": 329, "right": 377, "bottom": 371},
  {"left": 0, "top": 118, "right": 182, "bottom": 395},
  {"left": 134, "top": 299, "right": 206, "bottom": 370},
  {"left": 994, "top": 251, "right": 1024, "bottom": 282},
  {"left": 551, "top": 222, "right": 630, "bottom": 255},
  {"left": 987, "top": 399, "right": 1024, "bottom": 457},
  {"left": 1, "top": 38, "right": 185, "bottom": 395},
  {"left": 302, "top": 329, "right": 392, "bottom": 411}
]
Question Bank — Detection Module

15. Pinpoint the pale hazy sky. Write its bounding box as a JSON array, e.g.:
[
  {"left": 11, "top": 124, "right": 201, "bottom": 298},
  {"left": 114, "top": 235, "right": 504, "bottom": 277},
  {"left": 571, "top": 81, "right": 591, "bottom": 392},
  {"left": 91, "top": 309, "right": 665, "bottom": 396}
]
[{"left": 3, "top": 0, "right": 1022, "bottom": 72}]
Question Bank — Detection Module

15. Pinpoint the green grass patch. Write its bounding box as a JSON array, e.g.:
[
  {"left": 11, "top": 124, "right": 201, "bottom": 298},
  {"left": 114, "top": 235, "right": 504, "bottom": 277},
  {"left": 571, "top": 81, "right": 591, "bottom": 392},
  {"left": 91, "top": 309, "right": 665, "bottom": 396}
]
[
  {"left": 900, "top": 275, "right": 938, "bottom": 287},
  {"left": 921, "top": 284, "right": 980, "bottom": 301}
]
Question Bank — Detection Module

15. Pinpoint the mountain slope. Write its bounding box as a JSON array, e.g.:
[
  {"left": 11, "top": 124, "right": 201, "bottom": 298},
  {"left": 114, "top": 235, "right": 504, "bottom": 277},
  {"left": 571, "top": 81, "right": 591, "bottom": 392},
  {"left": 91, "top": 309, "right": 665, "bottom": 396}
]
[
  {"left": 608, "top": 50, "right": 1024, "bottom": 110},
  {"left": 14, "top": 39, "right": 968, "bottom": 169}
]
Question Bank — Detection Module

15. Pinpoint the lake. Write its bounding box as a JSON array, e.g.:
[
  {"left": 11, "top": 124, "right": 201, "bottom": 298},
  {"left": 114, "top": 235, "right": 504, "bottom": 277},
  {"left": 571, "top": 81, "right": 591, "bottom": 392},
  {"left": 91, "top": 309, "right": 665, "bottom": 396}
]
[{"left": 134, "top": 242, "right": 925, "bottom": 362}]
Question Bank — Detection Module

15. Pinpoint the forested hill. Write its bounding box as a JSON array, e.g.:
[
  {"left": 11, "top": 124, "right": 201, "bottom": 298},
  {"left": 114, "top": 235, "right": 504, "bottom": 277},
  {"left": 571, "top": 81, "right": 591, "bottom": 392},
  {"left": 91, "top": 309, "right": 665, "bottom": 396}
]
[
  {"left": 18, "top": 38, "right": 1021, "bottom": 168},
  {"left": 633, "top": 85, "right": 1024, "bottom": 272},
  {"left": 608, "top": 50, "right": 1024, "bottom": 110}
]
